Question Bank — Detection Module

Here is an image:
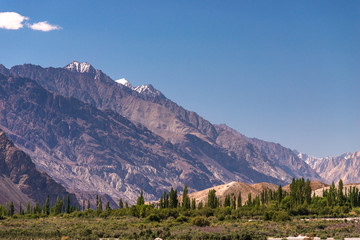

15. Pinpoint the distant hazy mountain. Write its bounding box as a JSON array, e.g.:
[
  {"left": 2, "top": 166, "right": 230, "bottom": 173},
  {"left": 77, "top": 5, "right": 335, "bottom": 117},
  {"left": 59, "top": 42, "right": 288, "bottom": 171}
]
[
  {"left": 297, "top": 151, "right": 360, "bottom": 184},
  {"left": 0, "top": 61, "right": 325, "bottom": 204},
  {"left": 215, "top": 124, "right": 322, "bottom": 183},
  {"left": 0, "top": 128, "right": 77, "bottom": 207}
]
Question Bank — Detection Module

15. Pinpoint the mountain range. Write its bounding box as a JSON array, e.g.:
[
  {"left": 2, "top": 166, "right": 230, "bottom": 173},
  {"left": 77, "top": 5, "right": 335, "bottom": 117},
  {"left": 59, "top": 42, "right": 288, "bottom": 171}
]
[{"left": 0, "top": 61, "right": 357, "bottom": 206}]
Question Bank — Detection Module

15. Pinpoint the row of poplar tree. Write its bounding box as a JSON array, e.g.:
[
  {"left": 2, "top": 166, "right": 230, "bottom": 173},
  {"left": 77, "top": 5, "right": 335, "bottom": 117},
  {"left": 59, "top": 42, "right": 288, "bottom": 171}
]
[{"left": 1, "top": 178, "right": 360, "bottom": 217}]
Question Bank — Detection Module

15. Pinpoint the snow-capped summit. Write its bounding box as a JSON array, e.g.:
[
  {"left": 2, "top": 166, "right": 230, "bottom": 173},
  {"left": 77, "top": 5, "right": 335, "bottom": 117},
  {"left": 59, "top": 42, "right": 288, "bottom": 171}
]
[
  {"left": 134, "top": 84, "right": 163, "bottom": 98},
  {"left": 64, "top": 61, "right": 96, "bottom": 74},
  {"left": 115, "top": 78, "right": 133, "bottom": 88},
  {"left": 297, "top": 151, "right": 323, "bottom": 169},
  {"left": 115, "top": 78, "right": 164, "bottom": 98}
]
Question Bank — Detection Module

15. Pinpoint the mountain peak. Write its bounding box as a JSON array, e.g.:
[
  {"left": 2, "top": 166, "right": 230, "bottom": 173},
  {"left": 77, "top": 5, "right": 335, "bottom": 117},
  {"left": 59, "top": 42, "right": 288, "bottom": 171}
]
[
  {"left": 134, "top": 84, "right": 163, "bottom": 98},
  {"left": 64, "top": 61, "right": 96, "bottom": 74},
  {"left": 115, "top": 78, "right": 133, "bottom": 88}
]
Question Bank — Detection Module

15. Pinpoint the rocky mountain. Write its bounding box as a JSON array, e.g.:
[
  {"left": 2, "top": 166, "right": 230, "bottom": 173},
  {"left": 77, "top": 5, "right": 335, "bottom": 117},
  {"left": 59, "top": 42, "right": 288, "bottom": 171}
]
[
  {"left": 0, "top": 61, "right": 325, "bottom": 204},
  {"left": 8, "top": 61, "right": 217, "bottom": 144},
  {"left": 298, "top": 151, "right": 360, "bottom": 184},
  {"left": 0, "top": 128, "right": 77, "bottom": 208},
  {"left": 0, "top": 73, "right": 283, "bottom": 206},
  {"left": 215, "top": 124, "right": 322, "bottom": 184}
]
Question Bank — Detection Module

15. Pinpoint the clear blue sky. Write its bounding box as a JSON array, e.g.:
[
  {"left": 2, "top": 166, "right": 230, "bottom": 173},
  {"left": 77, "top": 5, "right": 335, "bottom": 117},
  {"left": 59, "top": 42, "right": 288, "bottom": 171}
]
[{"left": 1, "top": 0, "right": 359, "bottom": 157}]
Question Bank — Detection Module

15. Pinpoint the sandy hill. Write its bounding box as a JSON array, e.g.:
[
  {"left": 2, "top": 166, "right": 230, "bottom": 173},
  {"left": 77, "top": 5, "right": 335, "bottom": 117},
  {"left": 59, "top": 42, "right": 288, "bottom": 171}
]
[
  {"left": 282, "top": 180, "right": 329, "bottom": 193},
  {"left": 250, "top": 182, "right": 279, "bottom": 192},
  {"left": 187, "top": 181, "right": 262, "bottom": 206}
]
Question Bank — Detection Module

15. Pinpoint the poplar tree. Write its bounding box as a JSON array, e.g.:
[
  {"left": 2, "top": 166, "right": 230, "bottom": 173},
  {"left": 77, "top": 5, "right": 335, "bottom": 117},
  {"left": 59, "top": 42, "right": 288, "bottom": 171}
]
[
  {"left": 26, "top": 201, "right": 31, "bottom": 214},
  {"left": 338, "top": 179, "right": 344, "bottom": 206},
  {"left": 207, "top": 189, "right": 218, "bottom": 208},
  {"left": 304, "top": 179, "right": 312, "bottom": 204},
  {"left": 19, "top": 201, "right": 23, "bottom": 215},
  {"left": 191, "top": 198, "right": 196, "bottom": 210},
  {"left": 237, "top": 192, "right": 242, "bottom": 207},
  {"left": 169, "top": 187, "right": 178, "bottom": 208},
  {"left": 44, "top": 195, "right": 50, "bottom": 215},
  {"left": 98, "top": 197, "right": 103, "bottom": 211},
  {"left": 66, "top": 195, "right": 70, "bottom": 214},
  {"left": 119, "top": 198, "right": 123, "bottom": 209},
  {"left": 137, "top": 190, "right": 145, "bottom": 206},
  {"left": 182, "top": 185, "right": 191, "bottom": 209}
]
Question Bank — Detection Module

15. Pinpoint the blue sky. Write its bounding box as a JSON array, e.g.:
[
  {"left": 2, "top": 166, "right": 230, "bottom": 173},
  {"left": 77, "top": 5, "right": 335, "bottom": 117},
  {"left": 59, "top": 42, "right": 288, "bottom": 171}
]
[{"left": 1, "top": 0, "right": 359, "bottom": 157}]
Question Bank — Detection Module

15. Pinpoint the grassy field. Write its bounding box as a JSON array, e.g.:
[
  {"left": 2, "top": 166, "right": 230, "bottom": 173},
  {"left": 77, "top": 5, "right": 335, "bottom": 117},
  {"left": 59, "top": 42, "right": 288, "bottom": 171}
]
[{"left": 1, "top": 214, "right": 360, "bottom": 240}]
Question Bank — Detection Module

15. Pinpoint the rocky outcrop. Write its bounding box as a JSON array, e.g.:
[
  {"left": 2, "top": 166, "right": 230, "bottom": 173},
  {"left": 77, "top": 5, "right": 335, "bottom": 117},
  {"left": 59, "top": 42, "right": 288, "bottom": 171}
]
[
  {"left": 305, "top": 151, "right": 360, "bottom": 184},
  {"left": 0, "top": 128, "right": 77, "bottom": 207}
]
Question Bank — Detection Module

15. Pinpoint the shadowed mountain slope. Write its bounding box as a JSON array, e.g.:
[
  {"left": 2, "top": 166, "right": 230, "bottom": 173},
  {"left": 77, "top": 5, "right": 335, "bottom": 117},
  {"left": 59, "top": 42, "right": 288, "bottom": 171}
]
[{"left": 0, "top": 128, "right": 77, "bottom": 207}]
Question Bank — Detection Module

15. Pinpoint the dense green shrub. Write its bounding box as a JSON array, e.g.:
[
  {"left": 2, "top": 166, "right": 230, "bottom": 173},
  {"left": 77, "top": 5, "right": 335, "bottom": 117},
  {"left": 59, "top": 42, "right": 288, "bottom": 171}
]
[
  {"left": 272, "top": 211, "right": 290, "bottom": 222},
  {"left": 147, "top": 213, "right": 161, "bottom": 222},
  {"left": 191, "top": 216, "right": 210, "bottom": 226}
]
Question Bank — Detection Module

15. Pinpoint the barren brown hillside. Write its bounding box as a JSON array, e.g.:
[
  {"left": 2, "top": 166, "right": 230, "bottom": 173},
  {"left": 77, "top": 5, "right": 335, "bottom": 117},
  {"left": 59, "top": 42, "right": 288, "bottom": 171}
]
[{"left": 250, "top": 182, "right": 278, "bottom": 192}]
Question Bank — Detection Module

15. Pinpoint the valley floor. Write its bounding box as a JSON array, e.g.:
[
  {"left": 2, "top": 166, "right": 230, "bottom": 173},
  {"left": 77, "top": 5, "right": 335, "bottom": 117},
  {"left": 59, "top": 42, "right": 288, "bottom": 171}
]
[{"left": 0, "top": 215, "right": 360, "bottom": 240}]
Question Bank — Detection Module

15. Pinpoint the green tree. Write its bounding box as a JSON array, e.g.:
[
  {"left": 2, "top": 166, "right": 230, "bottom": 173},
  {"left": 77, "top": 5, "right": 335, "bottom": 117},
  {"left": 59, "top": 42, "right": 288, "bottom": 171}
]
[
  {"left": 169, "top": 187, "right": 178, "bottom": 208},
  {"left": 304, "top": 179, "right": 312, "bottom": 205},
  {"left": 224, "top": 194, "right": 231, "bottom": 207},
  {"left": 237, "top": 192, "right": 242, "bottom": 208},
  {"left": 207, "top": 189, "right": 218, "bottom": 209},
  {"left": 66, "top": 194, "right": 70, "bottom": 214},
  {"left": 87, "top": 198, "right": 90, "bottom": 210},
  {"left": 44, "top": 195, "right": 50, "bottom": 215},
  {"left": 191, "top": 198, "right": 196, "bottom": 210},
  {"left": 26, "top": 201, "right": 31, "bottom": 214},
  {"left": 137, "top": 190, "right": 145, "bottom": 206},
  {"left": 246, "top": 193, "right": 252, "bottom": 206},
  {"left": 277, "top": 185, "right": 283, "bottom": 203},
  {"left": 231, "top": 194, "right": 236, "bottom": 209},
  {"left": 54, "top": 196, "right": 63, "bottom": 215},
  {"left": 119, "top": 198, "right": 124, "bottom": 209},
  {"left": 337, "top": 179, "right": 344, "bottom": 206},
  {"left": 19, "top": 201, "right": 24, "bottom": 215},
  {"left": 182, "top": 185, "right": 191, "bottom": 209},
  {"left": 9, "top": 202, "right": 14, "bottom": 216},
  {"left": 98, "top": 197, "right": 103, "bottom": 211}
]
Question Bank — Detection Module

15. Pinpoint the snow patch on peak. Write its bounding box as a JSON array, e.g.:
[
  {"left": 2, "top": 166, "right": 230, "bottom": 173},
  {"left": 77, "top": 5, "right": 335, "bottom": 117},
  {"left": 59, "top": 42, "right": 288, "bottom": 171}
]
[
  {"left": 64, "top": 61, "right": 96, "bottom": 74},
  {"left": 115, "top": 77, "right": 164, "bottom": 98},
  {"left": 115, "top": 78, "right": 132, "bottom": 88},
  {"left": 297, "top": 152, "right": 322, "bottom": 169},
  {"left": 134, "top": 84, "right": 162, "bottom": 98}
]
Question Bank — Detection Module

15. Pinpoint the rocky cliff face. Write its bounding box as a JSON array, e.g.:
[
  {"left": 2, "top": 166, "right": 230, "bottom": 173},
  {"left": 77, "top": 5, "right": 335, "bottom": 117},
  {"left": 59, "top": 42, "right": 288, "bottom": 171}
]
[
  {"left": 0, "top": 128, "right": 77, "bottom": 207},
  {"left": 215, "top": 124, "right": 322, "bottom": 183},
  {"left": 300, "top": 151, "right": 360, "bottom": 184}
]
